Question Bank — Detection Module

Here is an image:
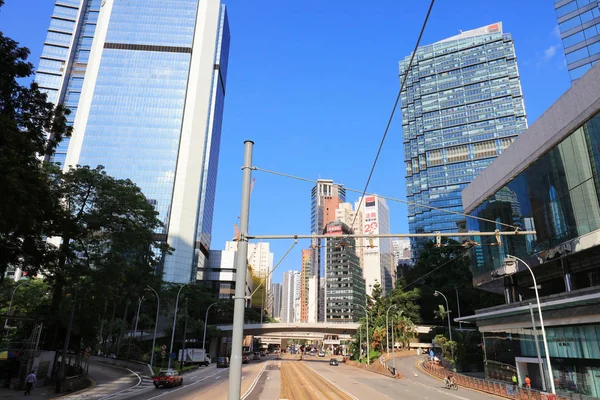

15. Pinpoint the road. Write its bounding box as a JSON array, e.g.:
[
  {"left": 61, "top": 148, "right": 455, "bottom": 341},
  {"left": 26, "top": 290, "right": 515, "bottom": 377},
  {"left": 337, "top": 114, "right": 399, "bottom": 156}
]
[
  {"left": 60, "top": 357, "right": 273, "bottom": 400},
  {"left": 279, "top": 355, "right": 352, "bottom": 399},
  {"left": 286, "top": 354, "right": 498, "bottom": 400}
]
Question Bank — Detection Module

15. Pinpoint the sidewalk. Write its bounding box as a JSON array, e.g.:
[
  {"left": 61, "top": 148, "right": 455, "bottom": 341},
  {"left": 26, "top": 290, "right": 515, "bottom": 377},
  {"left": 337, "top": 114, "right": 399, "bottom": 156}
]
[{"left": 0, "top": 386, "right": 57, "bottom": 399}]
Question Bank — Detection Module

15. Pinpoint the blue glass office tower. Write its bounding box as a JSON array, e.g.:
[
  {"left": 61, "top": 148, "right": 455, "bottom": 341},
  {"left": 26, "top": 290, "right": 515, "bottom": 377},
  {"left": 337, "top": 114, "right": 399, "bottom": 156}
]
[
  {"left": 36, "top": 0, "right": 230, "bottom": 283},
  {"left": 399, "top": 23, "right": 527, "bottom": 259},
  {"left": 555, "top": 0, "right": 600, "bottom": 81}
]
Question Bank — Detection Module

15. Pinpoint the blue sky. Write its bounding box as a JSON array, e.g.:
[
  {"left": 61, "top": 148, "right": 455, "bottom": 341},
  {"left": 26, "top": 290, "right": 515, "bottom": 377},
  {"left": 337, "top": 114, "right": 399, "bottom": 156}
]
[{"left": 1, "top": 0, "right": 571, "bottom": 285}]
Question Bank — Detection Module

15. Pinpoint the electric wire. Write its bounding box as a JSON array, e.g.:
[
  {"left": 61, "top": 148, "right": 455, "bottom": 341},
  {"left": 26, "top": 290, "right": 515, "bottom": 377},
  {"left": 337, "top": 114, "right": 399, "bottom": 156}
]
[
  {"left": 400, "top": 247, "right": 473, "bottom": 291},
  {"left": 350, "top": 0, "right": 437, "bottom": 231},
  {"left": 253, "top": 166, "right": 519, "bottom": 230}
]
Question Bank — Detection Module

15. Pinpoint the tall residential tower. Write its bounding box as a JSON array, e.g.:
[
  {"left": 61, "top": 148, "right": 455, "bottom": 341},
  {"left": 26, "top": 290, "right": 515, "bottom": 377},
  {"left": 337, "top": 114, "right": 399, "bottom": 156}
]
[
  {"left": 36, "top": 0, "right": 230, "bottom": 283},
  {"left": 400, "top": 22, "right": 527, "bottom": 259},
  {"left": 310, "top": 179, "right": 345, "bottom": 321}
]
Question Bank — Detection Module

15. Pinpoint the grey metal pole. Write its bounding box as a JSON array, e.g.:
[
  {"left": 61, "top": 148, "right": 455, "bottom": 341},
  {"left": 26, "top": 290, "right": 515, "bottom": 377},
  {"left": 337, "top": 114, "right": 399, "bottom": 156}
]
[
  {"left": 529, "top": 302, "right": 547, "bottom": 391},
  {"left": 168, "top": 283, "right": 188, "bottom": 370},
  {"left": 509, "top": 255, "right": 556, "bottom": 394},
  {"left": 228, "top": 140, "right": 254, "bottom": 400},
  {"left": 455, "top": 287, "right": 462, "bottom": 330},
  {"left": 355, "top": 304, "right": 370, "bottom": 365},
  {"left": 5, "top": 281, "right": 29, "bottom": 329},
  {"left": 127, "top": 297, "right": 143, "bottom": 360},
  {"left": 146, "top": 286, "right": 160, "bottom": 370},
  {"left": 434, "top": 290, "right": 453, "bottom": 360},
  {"left": 203, "top": 302, "right": 218, "bottom": 350},
  {"left": 392, "top": 316, "right": 396, "bottom": 372},
  {"left": 385, "top": 305, "right": 396, "bottom": 355}
]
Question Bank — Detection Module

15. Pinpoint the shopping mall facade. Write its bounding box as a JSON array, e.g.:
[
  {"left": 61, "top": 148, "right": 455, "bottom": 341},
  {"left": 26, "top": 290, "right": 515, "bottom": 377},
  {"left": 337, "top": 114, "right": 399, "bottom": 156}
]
[{"left": 458, "top": 63, "right": 600, "bottom": 398}]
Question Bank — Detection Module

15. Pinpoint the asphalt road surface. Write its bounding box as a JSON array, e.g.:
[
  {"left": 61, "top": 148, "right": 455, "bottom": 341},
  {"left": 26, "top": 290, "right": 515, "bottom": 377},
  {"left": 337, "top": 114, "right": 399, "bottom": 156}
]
[{"left": 60, "top": 356, "right": 273, "bottom": 400}]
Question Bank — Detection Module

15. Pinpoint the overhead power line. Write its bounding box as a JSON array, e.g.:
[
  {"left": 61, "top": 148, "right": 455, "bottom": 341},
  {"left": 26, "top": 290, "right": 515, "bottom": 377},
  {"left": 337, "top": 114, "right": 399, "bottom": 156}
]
[
  {"left": 252, "top": 167, "right": 520, "bottom": 231},
  {"left": 351, "top": 0, "right": 437, "bottom": 230}
]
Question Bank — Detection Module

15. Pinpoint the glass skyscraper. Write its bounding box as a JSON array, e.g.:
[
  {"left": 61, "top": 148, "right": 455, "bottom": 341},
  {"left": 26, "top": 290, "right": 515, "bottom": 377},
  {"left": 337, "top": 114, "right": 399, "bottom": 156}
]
[
  {"left": 555, "top": 0, "right": 600, "bottom": 81},
  {"left": 36, "top": 0, "right": 230, "bottom": 283},
  {"left": 399, "top": 23, "right": 527, "bottom": 259}
]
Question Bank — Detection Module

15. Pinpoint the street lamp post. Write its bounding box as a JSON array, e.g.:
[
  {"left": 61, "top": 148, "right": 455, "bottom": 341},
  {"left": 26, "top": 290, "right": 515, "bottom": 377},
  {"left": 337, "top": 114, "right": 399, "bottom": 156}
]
[
  {"left": 203, "top": 302, "right": 218, "bottom": 350},
  {"left": 506, "top": 255, "right": 556, "bottom": 394},
  {"left": 5, "top": 281, "right": 30, "bottom": 329},
  {"left": 433, "top": 290, "right": 454, "bottom": 360},
  {"left": 355, "top": 304, "right": 370, "bottom": 365},
  {"left": 391, "top": 310, "right": 404, "bottom": 373},
  {"left": 385, "top": 305, "right": 397, "bottom": 354},
  {"left": 168, "top": 283, "right": 189, "bottom": 370},
  {"left": 145, "top": 286, "right": 160, "bottom": 370},
  {"left": 126, "top": 296, "right": 144, "bottom": 360}
]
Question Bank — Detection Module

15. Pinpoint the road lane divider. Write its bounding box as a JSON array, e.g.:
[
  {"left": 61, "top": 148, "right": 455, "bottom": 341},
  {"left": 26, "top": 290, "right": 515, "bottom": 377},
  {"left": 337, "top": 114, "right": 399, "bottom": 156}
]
[{"left": 240, "top": 362, "right": 268, "bottom": 400}]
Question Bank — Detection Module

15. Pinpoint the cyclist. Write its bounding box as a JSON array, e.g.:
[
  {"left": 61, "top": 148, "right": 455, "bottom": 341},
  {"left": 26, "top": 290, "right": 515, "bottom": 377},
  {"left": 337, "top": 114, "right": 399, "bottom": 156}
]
[{"left": 444, "top": 372, "right": 454, "bottom": 387}]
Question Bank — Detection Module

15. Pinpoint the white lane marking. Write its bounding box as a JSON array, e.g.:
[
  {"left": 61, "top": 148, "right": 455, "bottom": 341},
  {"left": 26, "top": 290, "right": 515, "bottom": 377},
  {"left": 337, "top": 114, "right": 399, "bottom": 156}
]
[
  {"left": 240, "top": 363, "right": 268, "bottom": 400},
  {"left": 303, "top": 363, "right": 359, "bottom": 400},
  {"left": 146, "top": 380, "right": 200, "bottom": 400},
  {"left": 96, "top": 369, "right": 142, "bottom": 400}
]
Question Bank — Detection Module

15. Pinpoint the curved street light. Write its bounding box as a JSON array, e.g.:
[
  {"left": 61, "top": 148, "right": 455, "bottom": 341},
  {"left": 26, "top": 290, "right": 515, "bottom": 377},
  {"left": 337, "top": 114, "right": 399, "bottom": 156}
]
[
  {"left": 433, "top": 290, "right": 454, "bottom": 360},
  {"left": 391, "top": 309, "right": 405, "bottom": 372},
  {"left": 506, "top": 255, "right": 555, "bottom": 394},
  {"left": 145, "top": 286, "right": 160, "bottom": 370},
  {"left": 4, "top": 281, "right": 30, "bottom": 329},
  {"left": 385, "top": 304, "right": 397, "bottom": 354},
  {"left": 355, "top": 304, "right": 370, "bottom": 365},
  {"left": 168, "top": 283, "right": 189, "bottom": 370},
  {"left": 203, "top": 302, "right": 218, "bottom": 350}
]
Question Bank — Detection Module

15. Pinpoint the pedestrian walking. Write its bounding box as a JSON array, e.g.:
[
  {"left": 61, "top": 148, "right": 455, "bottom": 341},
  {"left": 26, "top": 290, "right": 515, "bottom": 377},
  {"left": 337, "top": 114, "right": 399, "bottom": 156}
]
[
  {"left": 512, "top": 374, "right": 518, "bottom": 387},
  {"left": 525, "top": 375, "right": 531, "bottom": 389},
  {"left": 24, "top": 370, "right": 36, "bottom": 395}
]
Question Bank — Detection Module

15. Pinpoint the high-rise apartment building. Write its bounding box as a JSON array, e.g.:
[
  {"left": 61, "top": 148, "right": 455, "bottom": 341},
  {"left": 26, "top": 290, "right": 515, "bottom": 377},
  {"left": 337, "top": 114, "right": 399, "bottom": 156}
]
[
  {"left": 300, "top": 249, "right": 311, "bottom": 322},
  {"left": 204, "top": 249, "right": 252, "bottom": 302},
  {"left": 310, "top": 179, "right": 346, "bottom": 321},
  {"left": 281, "top": 270, "right": 301, "bottom": 323},
  {"left": 335, "top": 202, "right": 364, "bottom": 268},
  {"left": 324, "top": 221, "right": 366, "bottom": 322},
  {"left": 356, "top": 196, "right": 394, "bottom": 295},
  {"left": 37, "top": 0, "right": 230, "bottom": 283},
  {"left": 555, "top": 0, "right": 600, "bottom": 81},
  {"left": 271, "top": 283, "right": 282, "bottom": 320},
  {"left": 392, "top": 238, "right": 412, "bottom": 267},
  {"left": 400, "top": 22, "right": 527, "bottom": 259}
]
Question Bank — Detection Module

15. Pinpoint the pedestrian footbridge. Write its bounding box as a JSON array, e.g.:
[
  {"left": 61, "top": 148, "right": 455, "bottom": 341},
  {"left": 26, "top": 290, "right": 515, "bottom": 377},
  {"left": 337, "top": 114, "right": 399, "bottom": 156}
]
[{"left": 215, "top": 322, "right": 432, "bottom": 339}]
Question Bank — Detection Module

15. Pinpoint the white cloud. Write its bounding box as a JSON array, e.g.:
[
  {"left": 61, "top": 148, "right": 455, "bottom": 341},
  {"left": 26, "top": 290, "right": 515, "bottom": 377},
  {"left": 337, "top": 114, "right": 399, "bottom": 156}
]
[
  {"left": 544, "top": 45, "right": 558, "bottom": 61},
  {"left": 553, "top": 25, "right": 561, "bottom": 40}
]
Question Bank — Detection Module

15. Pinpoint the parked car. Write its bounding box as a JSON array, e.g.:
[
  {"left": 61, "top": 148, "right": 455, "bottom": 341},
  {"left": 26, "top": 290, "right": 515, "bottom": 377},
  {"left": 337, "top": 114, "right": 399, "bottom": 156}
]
[
  {"left": 253, "top": 352, "right": 261, "bottom": 360},
  {"left": 318, "top": 351, "right": 325, "bottom": 357},
  {"left": 329, "top": 358, "right": 339, "bottom": 366},
  {"left": 153, "top": 370, "right": 183, "bottom": 388},
  {"left": 242, "top": 355, "right": 250, "bottom": 364},
  {"left": 217, "top": 357, "right": 230, "bottom": 368}
]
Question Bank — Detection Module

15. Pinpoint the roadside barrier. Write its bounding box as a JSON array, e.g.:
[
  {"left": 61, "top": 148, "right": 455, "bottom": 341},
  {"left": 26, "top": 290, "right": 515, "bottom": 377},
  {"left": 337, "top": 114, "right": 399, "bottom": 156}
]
[{"left": 421, "top": 360, "right": 566, "bottom": 400}]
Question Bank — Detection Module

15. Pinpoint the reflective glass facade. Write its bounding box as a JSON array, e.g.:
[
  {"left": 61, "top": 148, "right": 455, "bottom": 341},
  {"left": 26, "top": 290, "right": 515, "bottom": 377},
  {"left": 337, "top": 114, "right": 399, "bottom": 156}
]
[
  {"left": 555, "top": 0, "right": 600, "bottom": 81},
  {"left": 36, "top": 0, "right": 102, "bottom": 166},
  {"left": 467, "top": 111, "right": 600, "bottom": 280},
  {"left": 42, "top": 0, "right": 230, "bottom": 283},
  {"left": 483, "top": 323, "right": 600, "bottom": 397},
  {"left": 400, "top": 23, "right": 527, "bottom": 258}
]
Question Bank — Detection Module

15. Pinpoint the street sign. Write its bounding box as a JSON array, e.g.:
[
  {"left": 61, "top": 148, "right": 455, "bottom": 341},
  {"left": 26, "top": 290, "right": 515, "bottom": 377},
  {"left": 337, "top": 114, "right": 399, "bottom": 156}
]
[
  {"left": 161, "top": 344, "right": 167, "bottom": 351},
  {"left": 161, "top": 350, "right": 166, "bottom": 358},
  {"left": 170, "top": 352, "right": 176, "bottom": 359}
]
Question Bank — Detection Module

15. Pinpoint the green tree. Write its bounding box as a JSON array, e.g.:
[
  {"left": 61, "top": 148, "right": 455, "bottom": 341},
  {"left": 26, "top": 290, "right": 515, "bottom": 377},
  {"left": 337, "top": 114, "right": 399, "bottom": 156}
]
[
  {"left": 0, "top": 12, "right": 71, "bottom": 282},
  {"left": 403, "top": 239, "right": 502, "bottom": 324}
]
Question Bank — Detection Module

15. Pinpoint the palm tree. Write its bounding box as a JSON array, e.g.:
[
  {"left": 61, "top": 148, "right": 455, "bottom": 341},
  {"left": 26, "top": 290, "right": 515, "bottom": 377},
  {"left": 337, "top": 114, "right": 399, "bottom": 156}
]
[{"left": 433, "top": 304, "right": 447, "bottom": 321}]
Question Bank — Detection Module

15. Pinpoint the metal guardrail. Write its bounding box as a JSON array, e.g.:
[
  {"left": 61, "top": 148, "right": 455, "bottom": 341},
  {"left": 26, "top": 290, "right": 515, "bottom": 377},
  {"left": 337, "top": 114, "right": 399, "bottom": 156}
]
[{"left": 421, "top": 360, "right": 566, "bottom": 400}]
